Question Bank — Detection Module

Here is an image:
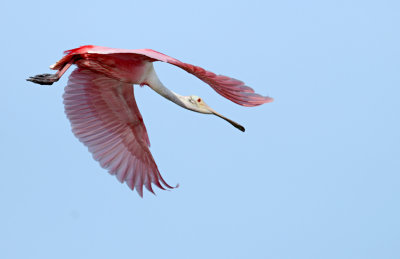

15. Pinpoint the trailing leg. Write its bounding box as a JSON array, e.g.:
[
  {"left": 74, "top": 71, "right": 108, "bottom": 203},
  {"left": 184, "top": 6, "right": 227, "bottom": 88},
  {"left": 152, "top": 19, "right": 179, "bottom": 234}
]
[{"left": 27, "top": 59, "right": 75, "bottom": 85}]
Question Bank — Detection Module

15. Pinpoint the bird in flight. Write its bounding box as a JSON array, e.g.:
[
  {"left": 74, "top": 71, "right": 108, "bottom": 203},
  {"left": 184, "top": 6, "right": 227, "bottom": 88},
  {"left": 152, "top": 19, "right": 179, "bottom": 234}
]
[{"left": 27, "top": 45, "right": 273, "bottom": 196}]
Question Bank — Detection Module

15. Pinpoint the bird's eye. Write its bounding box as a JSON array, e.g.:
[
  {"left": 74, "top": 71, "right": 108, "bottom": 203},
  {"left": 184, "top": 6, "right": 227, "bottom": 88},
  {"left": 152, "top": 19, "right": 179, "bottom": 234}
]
[{"left": 197, "top": 98, "right": 201, "bottom": 103}]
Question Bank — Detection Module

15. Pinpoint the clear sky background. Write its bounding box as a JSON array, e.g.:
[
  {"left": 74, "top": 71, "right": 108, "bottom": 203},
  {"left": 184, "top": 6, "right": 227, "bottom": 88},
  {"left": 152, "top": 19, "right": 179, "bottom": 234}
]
[{"left": 1, "top": 1, "right": 399, "bottom": 258}]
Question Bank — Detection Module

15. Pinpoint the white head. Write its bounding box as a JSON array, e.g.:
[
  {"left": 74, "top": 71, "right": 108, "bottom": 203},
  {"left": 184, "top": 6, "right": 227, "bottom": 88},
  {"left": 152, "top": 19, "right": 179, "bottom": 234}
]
[{"left": 179, "top": 95, "right": 245, "bottom": 132}]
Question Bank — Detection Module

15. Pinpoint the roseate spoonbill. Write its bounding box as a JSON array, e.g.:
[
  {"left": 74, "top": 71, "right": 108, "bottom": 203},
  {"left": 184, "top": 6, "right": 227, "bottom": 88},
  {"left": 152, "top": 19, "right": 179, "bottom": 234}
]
[{"left": 27, "top": 45, "right": 273, "bottom": 196}]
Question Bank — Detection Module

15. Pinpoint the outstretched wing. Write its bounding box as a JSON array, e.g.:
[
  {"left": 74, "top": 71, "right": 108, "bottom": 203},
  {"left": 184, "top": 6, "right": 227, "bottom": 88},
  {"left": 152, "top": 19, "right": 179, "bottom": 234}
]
[
  {"left": 63, "top": 68, "right": 174, "bottom": 196},
  {"left": 159, "top": 56, "right": 273, "bottom": 107},
  {"left": 54, "top": 45, "right": 273, "bottom": 107}
]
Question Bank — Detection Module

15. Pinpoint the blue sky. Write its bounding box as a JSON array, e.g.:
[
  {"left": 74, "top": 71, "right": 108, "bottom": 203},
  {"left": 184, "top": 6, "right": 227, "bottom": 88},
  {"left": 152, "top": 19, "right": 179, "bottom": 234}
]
[{"left": 1, "top": 1, "right": 399, "bottom": 258}]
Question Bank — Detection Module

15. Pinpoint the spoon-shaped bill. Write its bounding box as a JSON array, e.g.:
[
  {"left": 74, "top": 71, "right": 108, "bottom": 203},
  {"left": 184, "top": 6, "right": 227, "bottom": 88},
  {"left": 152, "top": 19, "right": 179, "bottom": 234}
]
[{"left": 208, "top": 108, "right": 245, "bottom": 132}]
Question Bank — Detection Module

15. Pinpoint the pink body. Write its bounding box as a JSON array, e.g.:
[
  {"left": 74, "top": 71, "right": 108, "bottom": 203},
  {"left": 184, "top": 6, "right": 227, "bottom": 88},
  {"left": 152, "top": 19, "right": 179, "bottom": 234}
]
[
  {"left": 34, "top": 45, "right": 273, "bottom": 196},
  {"left": 76, "top": 54, "right": 151, "bottom": 84}
]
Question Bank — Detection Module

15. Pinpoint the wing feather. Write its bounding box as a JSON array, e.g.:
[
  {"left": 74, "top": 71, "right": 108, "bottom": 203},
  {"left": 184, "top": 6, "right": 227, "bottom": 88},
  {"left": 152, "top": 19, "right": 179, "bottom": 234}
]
[
  {"left": 167, "top": 60, "right": 273, "bottom": 107},
  {"left": 54, "top": 45, "right": 273, "bottom": 107},
  {"left": 63, "top": 68, "right": 174, "bottom": 196}
]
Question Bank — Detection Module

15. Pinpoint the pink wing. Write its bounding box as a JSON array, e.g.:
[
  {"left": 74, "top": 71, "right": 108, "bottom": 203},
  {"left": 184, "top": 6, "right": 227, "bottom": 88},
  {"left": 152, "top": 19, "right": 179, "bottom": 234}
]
[
  {"left": 63, "top": 68, "right": 174, "bottom": 196},
  {"left": 163, "top": 58, "right": 273, "bottom": 107},
  {"left": 54, "top": 45, "right": 273, "bottom": 107}
]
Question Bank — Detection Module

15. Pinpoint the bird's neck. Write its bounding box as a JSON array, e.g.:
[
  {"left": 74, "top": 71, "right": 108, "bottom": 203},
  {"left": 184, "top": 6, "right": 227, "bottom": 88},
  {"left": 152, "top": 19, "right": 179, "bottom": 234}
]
[{"left": 144, "top": 64, "right": 189, "bottom": 110}]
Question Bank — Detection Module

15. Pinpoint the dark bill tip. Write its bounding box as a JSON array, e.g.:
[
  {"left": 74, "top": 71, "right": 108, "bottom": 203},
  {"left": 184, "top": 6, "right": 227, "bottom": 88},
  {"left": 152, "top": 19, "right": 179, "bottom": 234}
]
[
  {"left": 236, "top": 124, "right": 245, "bottom": 132},
  {"left": 211, "top": 111, "right": 245, "bottom": 133}
]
